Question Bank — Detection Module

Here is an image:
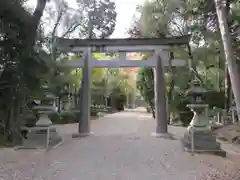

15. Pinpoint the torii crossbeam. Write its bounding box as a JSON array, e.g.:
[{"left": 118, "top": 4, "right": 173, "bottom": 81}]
[{"left": 54, "top": 35, "right": 190, "bottom": 138}]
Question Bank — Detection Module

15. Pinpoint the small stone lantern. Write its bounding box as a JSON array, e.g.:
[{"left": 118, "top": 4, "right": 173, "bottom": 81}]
[
  {"left": 185, "top": 80, "right": 209, "bottom": 130},
  {"left": 21, "top": 93, "right": 62, "bottom": 150},
  {"left": 181, "top": 80, "right": 226, "bottom": 157}
]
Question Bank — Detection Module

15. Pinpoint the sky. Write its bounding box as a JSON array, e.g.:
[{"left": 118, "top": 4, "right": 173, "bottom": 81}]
[
  {"left": 26, "top": 0, "right": 146, "bottom": 38},
  {"left": 111, "top": 0, "right": 145, "bottom": 38}
]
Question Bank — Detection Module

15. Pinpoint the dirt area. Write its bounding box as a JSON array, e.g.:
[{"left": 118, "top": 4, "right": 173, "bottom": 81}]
[
  {"left": 214, "top": 124, "right": 240, "bottom": 165},
  {"left": 215, "top": 124, "right": 240, "bottom": 144}
]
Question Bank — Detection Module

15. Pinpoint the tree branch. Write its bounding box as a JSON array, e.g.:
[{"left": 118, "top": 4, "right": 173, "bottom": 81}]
[
  {"left": 62, "top": 23, "right": 82, "bottom": 38},
  {"left": 51, "top": 6, "right": 66, "bottom": 39},
  {"left": 32, "top": 0, "right": 48, "bottom": 31}
]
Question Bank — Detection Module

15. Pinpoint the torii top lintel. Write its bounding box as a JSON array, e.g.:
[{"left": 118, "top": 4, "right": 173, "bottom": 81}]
[{"left": 55, "top": 35, "right": 191, "bottom": 52}]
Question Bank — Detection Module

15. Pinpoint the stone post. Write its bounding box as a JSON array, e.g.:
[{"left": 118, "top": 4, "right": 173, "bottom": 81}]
[
  {"left": 73, "top": 48, "right": 92, "bottom": 137},
  {"left": 152, "top": 52, "right": 172, "bottom": 138}
]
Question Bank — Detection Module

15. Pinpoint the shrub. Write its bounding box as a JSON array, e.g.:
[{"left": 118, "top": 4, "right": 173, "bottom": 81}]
[
  {"left": 60, "top": 111, "right": 77, "bottom": 124},
  {"left": 90, "top": 108, "right": 98, "bottom": 117},
  {"left": 0, "top": 136, "right": 8, "bottom": 147},
  {"left": 205, "top": 91, "right": 225, "bottom": 109},
  {"left": 173, "top": 94, "right": 193, "bottom": 126},
  {"left": 48, "top": 112, "right": 61, "bottom": 124},
  {"left": 116, "top": 103, "right": 124, "bottom": 111},
  {"left": 175, "top": 98, "right": 190, "bottom": 112},
  {"left": 73, "top": 111, "right": 81, "bottom": 119},
  {"left": 179, "top": 111, "right": 193, "bottom": 126}
]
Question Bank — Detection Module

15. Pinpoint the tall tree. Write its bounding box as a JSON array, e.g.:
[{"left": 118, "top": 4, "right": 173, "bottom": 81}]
[
  {"left": 76, "top": 0, "right": 117, "bottom": 38},
  {"left": 0, "top": 0, "right": 49, "bottom": 143},
  {"left": 214, "top": 0, "right": 240, "bottom": 120}
]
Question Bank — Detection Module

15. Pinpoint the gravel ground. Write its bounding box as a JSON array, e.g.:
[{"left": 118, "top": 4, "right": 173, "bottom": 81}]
[{"left": 0, "top": 109, "right": 240, "bottom": 180}]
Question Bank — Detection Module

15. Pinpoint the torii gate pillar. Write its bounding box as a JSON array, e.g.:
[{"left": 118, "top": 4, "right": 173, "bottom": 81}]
[
  {"left": 75, "top": 48, "right": 92, "bottom": 137},
  {"left": 152, "top": 51, "right": 172, "bottom": 138}
]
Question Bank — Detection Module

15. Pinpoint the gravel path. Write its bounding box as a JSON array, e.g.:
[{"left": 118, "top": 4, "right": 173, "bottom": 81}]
[{"left": 0, "top": 108, "right": 240, "bottom": 180}]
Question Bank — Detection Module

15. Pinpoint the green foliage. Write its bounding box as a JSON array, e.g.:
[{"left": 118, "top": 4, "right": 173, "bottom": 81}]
[
  {"left": 136, "top": 67, "right": 154, "bottom": 107},
  {"left": 0, "top": 0, "right": 50, "bottom": 143},
  {"left": 0, "top": 0, "right": 118, "bottom": 144},
  {"left": 48, "top": 109, "right": 101, "bottom": 124},
  {"left": 48, "top": 111, "right": 77, "bottom": 124},
  {"left": 175, "top": 95, "right": 190, "bottom": 112},
  {"left": 130, "top": 0, "right": 238, "bottom": 118},
  {"left": 179, "top": 111, "right": 193, "bottom": 127},
  {"left": 108, "top": 86, "right": 126, "bottom": 111},
  {"left": 172, "top": 93, "right": 193, "bottom": 126},
  {"left": 48, "top": 112, "right": 61, "bottom": 124},
  {"left": 76, "top": 0, "right": 117, "bottom": 38},
  {"left": 205, "top": 91, "right": 225, "bottom": 109},
  {"left": 60, "top": 111, "right": 77, "bottom": 123}
]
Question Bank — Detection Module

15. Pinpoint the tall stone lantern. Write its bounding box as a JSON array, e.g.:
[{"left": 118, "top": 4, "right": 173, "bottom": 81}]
[{"left": 181, "top": 80, "right": 226, "bottom": 157}]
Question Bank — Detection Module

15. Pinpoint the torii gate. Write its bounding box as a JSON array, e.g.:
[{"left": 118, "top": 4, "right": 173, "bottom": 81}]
[{"left": 55, "top": 35, "right": 190, "bottom": 138}]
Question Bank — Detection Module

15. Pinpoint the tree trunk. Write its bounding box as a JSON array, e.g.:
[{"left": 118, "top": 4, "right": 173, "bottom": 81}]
[
  {"left": 167, "top": 52, "right": 174, "bottom": 100},
  {"left": 58, "top": 96, "right": 61, "bottom": 113},
  {"left": 215, "top": 0, "right": 240, "bottom": 121},
  {"left": 224, "top": 63, "right": 232, "bottom": 110},
  {"left": 167, "top": 52, "right": 175, "bottom": 124},
  {"left": 224, "top": 0, "right": 232, "bottom": 111},
  {"left": 5, "top": 96, "right": 14, "bottom": 142},
  {"left": 187, "top": 44, "right": 203, "bottom": 83},
  {"left": 148, "top": 99, "right": 155, "bottom": 118},
  {"left": 11, "top": 98, "right": 22, "bottom": 145}
]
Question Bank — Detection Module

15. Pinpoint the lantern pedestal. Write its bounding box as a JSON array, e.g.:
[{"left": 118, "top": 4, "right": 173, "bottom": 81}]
[
  {"left": 181, "top": 104, "right": 226, "bottom": 157},
  {"left": 187, "top": 104, "right": 210, "bottom": 131},
  {"left": 20, "top": 101, "right": 62, "bottom": 150}
]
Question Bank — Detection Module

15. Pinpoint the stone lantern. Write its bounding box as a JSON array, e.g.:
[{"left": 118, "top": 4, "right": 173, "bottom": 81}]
[
  {"left": 181, "top": 80, "right": 226, "bottom": 157},
  {"left": 21, "top": 93, "right": 62, "bottom": 150}
]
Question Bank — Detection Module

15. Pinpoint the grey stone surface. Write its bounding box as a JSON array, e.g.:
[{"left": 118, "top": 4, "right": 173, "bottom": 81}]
[
  {"left": 79, "top": 51, "right": 91, "bottom": 134},
  {"left": 181, "top": 128, "right": 226, "bottom": 157},
  {"left": 48, "top": 128, "right": 62, "bottom": 147},
  {"left": 35, "top": 114, "right": 52, "bottom": 127},
  {"left": 22, "top": 127, "right": 62, "bottom": 149},
  {"left": 1, "top": 109, "right": 239, "bottom": 180},
  {"left": 154, "top": 54, "right": 168, "bottom": 134}
]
